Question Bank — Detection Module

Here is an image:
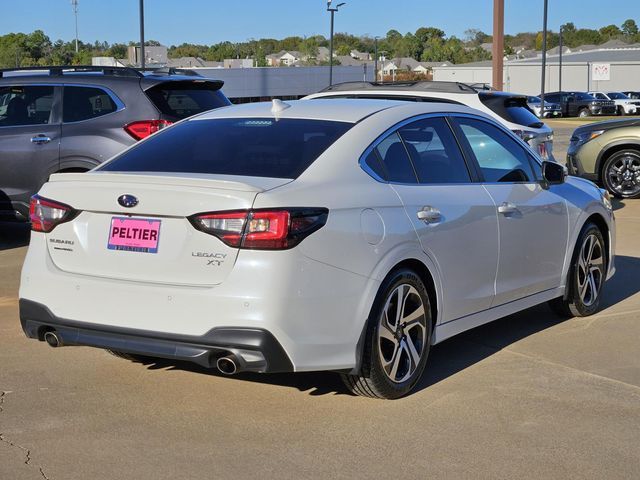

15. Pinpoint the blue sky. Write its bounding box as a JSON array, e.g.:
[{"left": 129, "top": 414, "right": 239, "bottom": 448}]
[{"left": 3, "top": 0, "right": 640, "bottom": 45}]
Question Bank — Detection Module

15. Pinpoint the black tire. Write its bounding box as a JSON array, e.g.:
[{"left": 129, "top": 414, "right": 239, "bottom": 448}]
[
  {"left": 549, "top": 223, "right": 606, "bottom": 318},
  {"left": 341, "top": 268, "right": 432, "bottom": 399},
  {"left": 601, "top": 149, "right": 640, "bottom": 199},
  {"left": 106, "top": 350, "right": 145, "bottom": 362},
  {"left": 617, "top": 105, "right": 624, "bottom": 116}
]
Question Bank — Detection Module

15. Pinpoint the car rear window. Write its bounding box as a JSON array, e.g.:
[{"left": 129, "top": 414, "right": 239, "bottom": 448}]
[
  {"left": 100, "top": 117, "right": 353, "bottom": 179},
  {"left": 479, "top": 93, "right": 543, "bottom": 128},
  {"left": 145, "top": 81, "right": 231, "bottom": 120}
]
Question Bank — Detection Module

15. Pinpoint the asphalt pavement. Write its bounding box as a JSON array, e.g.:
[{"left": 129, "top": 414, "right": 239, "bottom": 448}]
[{"left": 1, "top": 126, "right": 639, "bottom": 479}]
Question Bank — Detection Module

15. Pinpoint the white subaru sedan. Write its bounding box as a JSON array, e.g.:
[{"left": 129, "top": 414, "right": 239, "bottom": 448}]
[{"left": 19, "top": 99, "right": 615, "bottom": 399}]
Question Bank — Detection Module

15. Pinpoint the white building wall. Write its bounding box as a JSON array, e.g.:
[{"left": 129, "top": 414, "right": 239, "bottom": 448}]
[{"left": 434, "top": 61, "right": 640, "bottom": 95}]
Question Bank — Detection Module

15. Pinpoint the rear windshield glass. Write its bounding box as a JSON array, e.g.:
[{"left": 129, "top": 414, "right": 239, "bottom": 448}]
[
  {"left": 479, "top": 94, "right": 543, "bottom": 128},
  {"left": 145, "top": 82, "right": 230, "bottom": 120},
  {"left": 100, "top": 118, "right": 353, "bottom": 179}
]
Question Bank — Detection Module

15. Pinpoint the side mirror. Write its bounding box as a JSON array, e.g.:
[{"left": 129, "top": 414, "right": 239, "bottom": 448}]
[{"left": 542, "top": 160, "right": 567, "bottom": 186}]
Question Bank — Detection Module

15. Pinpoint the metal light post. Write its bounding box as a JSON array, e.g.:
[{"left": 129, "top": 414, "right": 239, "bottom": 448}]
[
  {"left": 540, "top": 0, "right": 549, "bottom": 113},
  {"left": 559, "top": 25, "right": 563, "bottom": 92},
  {"left": 327, "top": 0, "right": 346, "bottom": 86},
  {"left": 139, "top": 0, "right": 146, "bottom": 69},
  {"left": 71, "top": 0, "right": 79, "bottom": 53}
]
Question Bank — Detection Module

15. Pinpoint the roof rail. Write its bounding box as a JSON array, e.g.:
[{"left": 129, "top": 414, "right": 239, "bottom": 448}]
[
  {"left": 0, "top": 65, "right": 143, "bottom": 78},
  {"left": 142, "top": 67, "right": 202, "bottom": 77},
  {"left": 320, "top": 81, "right": 477, "bottom": 94}
]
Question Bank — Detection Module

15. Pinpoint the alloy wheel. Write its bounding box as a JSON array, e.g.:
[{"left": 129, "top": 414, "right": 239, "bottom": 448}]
[
  {"left": 606, "top": 153, "right": 640, "bottom": 198},
  {"left": 577, "top": 234, "right": 605, "bottom": 307},
  {"left": 377, "top": 284, "right": 427, "bottom": 383}
]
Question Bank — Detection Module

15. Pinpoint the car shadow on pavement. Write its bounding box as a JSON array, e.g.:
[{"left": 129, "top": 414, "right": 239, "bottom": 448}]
[
  {"left": 121, "top": 254, "right": 640, "bottom": 398},
  {"left": 0, "top": 221, "right": 30, "bottom": 251}
]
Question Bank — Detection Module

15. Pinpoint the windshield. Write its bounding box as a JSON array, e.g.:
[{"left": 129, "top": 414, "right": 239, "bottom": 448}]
[
  {"left": 527, "top": 96, "right": 541, "bottom": 103},
  {"left": 144, "top": 82, "right": 230, "bottom": 120},
  {"left": 607, "top": 92, "right": 629, "bottom": 100},
  {"left": 100, "top": 118, "right": 353, "bottom": 179},
  {"left": 575, "top": 93, "right": 597, "bottom": 101}
]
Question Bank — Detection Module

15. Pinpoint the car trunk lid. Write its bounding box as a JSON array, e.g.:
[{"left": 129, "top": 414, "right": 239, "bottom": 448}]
[{"left": 38, "top": 172, "right": 290, "bottom": 286}]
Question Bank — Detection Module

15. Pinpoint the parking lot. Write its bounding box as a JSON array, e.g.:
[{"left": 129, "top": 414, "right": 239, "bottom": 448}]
[{"left": 1, "top": 125, "right": 639, "bottom": 480}]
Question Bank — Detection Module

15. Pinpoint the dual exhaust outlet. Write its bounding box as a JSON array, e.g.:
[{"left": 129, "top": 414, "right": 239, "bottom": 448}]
[{"left": 43, "top": 329, "right": 244, "bottom": 375}]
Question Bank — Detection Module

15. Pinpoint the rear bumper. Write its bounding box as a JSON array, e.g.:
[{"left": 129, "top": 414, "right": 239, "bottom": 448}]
[{"left": 19, "top": 298, "right": 293, "bottom": 372}]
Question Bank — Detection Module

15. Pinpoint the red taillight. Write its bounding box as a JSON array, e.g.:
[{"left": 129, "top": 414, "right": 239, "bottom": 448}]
[
  {"left": 189, "top": 208, "right": 328, "bottom": 250},
  {"left": 124, "top": 119, "right": 173, "bottom": 140},
  {"left": 29, "top": 195, "right": 77, "bottom": 233}
]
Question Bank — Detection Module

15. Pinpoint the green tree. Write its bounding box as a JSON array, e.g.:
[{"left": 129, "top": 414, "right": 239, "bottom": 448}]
[
  {"left": 599, "top": 24, "right": 622, "bottom": 38},
  {"left": 621, "top": 19, "right": 639, "bottom": 36}
]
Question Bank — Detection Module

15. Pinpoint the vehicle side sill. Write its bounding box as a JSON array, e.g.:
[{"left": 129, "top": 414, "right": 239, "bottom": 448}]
[{"left": 432, "top": 287, "right": 563, "bottom": 344}]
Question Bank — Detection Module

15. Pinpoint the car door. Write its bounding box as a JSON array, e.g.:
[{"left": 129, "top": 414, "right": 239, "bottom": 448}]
[
  {"left": 0, "top": 84, "right": 60, "bottom": 217},
  {"left": 370, "top": 115, "right": 499, "bottom": 323},
  {"left": 452, "top": 115, "right": 568, "bottom": 306}
]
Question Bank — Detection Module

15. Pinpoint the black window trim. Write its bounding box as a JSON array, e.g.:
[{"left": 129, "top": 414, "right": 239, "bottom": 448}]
[
  {"left": 448, "top": 113, "right": 544, "bottom": 185},
  {"left": 359, "top": 112, "right": 483, "bottom": 186},
  {"left": 0, "top": 83, "right": 61, "bottom": 129},
  {"left": 61, "top": 84, "right": 125, "bottom": 125}
]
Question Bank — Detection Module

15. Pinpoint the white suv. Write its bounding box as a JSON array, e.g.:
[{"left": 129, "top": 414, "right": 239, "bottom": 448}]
[
  {"left": 589, "top": 91, "right": 639, "bottom": 115},
  {"left": 305, "top": 81, "right": 556, "bottom": 161}
]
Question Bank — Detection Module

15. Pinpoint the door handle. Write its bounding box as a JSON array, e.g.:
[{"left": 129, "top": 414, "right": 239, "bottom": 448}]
[
  {"left": 417, "top": 206, "right": 442, "bottom": 223},
  {"left": 498, "top": 202, "right": 518, "bottom": 215},
  {"left": 30, "top": 135, "right": 51, "bottom": 145}
]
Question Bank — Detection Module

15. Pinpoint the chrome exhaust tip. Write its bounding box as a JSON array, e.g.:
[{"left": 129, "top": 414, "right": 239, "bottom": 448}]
[
  {"left": 44, "top": 331, "right": 62, "bottom": 348},
  {"left": 216, "top": 356, "right": 239, "bottom": 375}
]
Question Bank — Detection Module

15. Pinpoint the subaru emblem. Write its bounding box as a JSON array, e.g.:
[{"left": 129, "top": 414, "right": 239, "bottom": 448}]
[{"left": 118, "top": 194, "right": 139, "bottom": 208}]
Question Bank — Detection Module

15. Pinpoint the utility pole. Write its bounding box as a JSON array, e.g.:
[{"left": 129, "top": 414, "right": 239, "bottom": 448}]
[
  {"left": 558, "top": 26, "right": 563, "bottom": 92},
  {"left": 71, "top": 0, "right": 79, "bottom": 53},
  {"left": 327, "top": 0, "right": 346, "bottom": 86},
  {"left": 492, "top": 0, "right": 504, "bottom": 90},
  {"left": 540, "top": 0, "right": 549, "bottom": 111},
  {"left": 374, "top": 37, "right": 378, "bottom": 83},
  {"left": 139, "top": 0, "right": 146, "bottom": 69}
]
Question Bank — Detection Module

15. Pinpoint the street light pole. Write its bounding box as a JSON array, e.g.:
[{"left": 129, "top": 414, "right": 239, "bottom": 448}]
[
  {"left": 71, "top": 0, "right": 79, "bottom": 53},
  {"left": 559, "top": 26, "right": 563, "bottom": 92},
  {"left": 540, "top": 0, "right": 549, "bottom": 114},
  {"left": 327, "top": 1, "right": 346, "bottom": 86},
  {"left": 139, "top": 0, "right": 146, "bottom": 69}
]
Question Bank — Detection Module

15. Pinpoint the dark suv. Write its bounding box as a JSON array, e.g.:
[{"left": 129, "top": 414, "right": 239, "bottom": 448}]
[
  {"left": 543, "top": 91, "right": 616, "bottom": 118},
  {"left": 0, "top": 66, "right": 230, "bottom": 220}
]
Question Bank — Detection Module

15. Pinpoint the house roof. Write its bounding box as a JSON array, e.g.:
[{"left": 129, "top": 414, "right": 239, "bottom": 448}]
[{"left": 335, "top": 55, "right": 367, "bottom": 67}]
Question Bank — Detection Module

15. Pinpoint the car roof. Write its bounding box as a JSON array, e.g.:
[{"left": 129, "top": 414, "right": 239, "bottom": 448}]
[{"left": 192, "top": 98, "right": 486, "bottom": 124}]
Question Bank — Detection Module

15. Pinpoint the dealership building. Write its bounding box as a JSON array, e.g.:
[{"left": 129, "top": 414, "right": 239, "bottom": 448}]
[{"left": 433, "top": 46, "right": 640, "bottom": 95}]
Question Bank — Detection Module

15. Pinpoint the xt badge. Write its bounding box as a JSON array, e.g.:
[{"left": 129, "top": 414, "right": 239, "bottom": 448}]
[{"left": 192, "top": 252, "right": 227, "bottom": 266}]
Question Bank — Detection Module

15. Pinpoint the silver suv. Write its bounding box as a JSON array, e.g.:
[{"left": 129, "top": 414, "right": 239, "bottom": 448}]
[
  {"left": 305, "top": 81, "right": 556, "bottom": 161},
  {"left": 0, "top": 66, "right": 229, "bottom": 220}
]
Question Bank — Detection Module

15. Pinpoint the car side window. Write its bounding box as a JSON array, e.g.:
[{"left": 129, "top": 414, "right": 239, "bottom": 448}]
[
  {"left": 374, "top": 132, "right": 417, "bottom": 183},
  {"left": 397, "top": 117, "right": 471, "bottom": 184},
  {"left": 0, "top": 85, "right": 54, "bottom": 127},
  {"left": 63, "top": 86, "right": 118, "bottom": 123},
  {"left": 455, "top": 117, "right": 535, "bottom": 183}
]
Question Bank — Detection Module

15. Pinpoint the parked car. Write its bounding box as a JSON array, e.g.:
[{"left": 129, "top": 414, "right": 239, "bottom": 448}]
[
  {"left": 304, "top": 81, "right": 556, "bottom": 161},
  {"left": 20, "top": 99, "right": 615, "bottom": 399},
  {"left": 527, "top": 96, "right": 562, "bottom": 118},
  {"left": 544, "top": 91, "right": 616, "bottom": 118},
  {"left": 567, "top": 118, "right": 640, "bottom": 199},
  {"left": 0, "top": 65, "right": 230, "bottom": 221},
  {"left": 588, "top": 91, "right": 639, "bottom": 115},
  {"left": 623, "top": 91, "right": 640, "bottom": 100}
]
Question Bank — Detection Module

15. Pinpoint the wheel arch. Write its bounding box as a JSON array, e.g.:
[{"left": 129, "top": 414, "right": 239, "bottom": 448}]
[
  {"left": 390, "top": 258, "right": 439, "bottom": 334},
  {"left": 584, "top": 213, "right": 611, "bottom": 269}
]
